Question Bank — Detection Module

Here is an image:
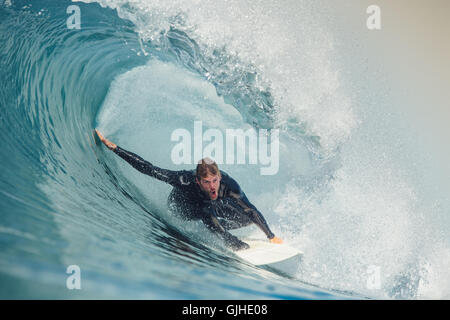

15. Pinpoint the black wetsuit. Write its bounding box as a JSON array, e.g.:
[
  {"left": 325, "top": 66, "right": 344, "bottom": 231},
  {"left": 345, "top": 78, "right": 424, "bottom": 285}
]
[{"left": 113, "top": 146, "right": 275, "bottom": 250}]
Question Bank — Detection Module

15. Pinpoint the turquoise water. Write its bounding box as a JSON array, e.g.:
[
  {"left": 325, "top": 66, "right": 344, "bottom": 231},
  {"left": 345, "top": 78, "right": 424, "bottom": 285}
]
[{"left": 1, "top": 0, "right": 448, "bottom": 299}]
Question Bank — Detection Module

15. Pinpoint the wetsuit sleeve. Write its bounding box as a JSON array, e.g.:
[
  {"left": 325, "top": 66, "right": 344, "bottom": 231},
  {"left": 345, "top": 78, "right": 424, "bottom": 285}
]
[
  {"left": 113, "top": 146, "right": 185, "bottom": 187},
  {"left": 225, "top": 175, "right": 275, "bottom": 239},
  {"left": 201, "top": 203, "right": 249, "bottom": 251}
]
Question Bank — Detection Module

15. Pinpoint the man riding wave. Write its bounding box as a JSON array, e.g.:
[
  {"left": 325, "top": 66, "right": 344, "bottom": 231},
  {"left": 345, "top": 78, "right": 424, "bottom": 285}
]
[{"left": 95, "top": 129, "right": 283, "bottom": 251}]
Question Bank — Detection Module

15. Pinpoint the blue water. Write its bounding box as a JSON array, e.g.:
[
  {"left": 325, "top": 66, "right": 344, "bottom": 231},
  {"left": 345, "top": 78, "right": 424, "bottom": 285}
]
[{"left": 1, "top": 0, "right": 449, "bottom": 299}]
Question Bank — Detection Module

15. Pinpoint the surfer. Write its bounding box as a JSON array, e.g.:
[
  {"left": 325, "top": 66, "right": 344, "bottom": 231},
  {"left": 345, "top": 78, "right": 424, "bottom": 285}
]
[{"left": 95, "top": 129, "right": 283, "bottom": 251}]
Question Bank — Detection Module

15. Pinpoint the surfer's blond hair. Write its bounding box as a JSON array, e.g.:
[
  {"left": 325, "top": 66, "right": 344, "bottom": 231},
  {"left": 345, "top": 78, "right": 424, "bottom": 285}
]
[{"left": 196, "top": 158, "right": 221, "bottom": 180}]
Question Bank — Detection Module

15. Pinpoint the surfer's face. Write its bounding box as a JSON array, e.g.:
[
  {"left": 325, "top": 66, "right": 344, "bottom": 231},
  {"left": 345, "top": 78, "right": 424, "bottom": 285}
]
[{"left": 197, "top": 173, "right": 221, "bottom": 200}]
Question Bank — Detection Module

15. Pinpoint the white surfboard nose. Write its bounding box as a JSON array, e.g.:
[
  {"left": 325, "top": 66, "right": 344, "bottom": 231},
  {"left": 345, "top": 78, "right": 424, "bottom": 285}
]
[{"left": 234, "top": 239, "right": 303, "bottom": 266}]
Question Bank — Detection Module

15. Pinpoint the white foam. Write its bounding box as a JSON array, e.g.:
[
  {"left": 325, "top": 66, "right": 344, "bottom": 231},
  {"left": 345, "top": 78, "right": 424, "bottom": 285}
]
[{"left": 77, "top": 0, "right": 357, "bottom": 155}]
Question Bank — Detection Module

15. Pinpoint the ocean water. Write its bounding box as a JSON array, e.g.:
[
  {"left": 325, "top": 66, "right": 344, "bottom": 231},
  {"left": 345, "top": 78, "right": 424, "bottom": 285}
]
[{"left": 1, "top": 0, "right": 449, "bottom": 299}]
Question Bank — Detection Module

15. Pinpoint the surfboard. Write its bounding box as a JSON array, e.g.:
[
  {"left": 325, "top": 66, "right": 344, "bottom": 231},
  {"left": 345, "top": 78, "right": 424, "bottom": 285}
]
[
  {"left": 228, "top": 227, "right": 303, "bottom": 276},
  {"left": 234, "top": 239, "right": 303, "bottom": 266}
]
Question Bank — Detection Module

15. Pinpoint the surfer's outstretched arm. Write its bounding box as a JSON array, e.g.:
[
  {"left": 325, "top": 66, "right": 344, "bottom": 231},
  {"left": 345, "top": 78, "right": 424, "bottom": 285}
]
[
  {"left": 224, "top": 174, "right": 283, "bottom": 244},
  {"left": 236, "top": 193, "right": 283, "bottom": 244},
  {"left": 95, "top": 129, "right": 184, "bottom": 187}
]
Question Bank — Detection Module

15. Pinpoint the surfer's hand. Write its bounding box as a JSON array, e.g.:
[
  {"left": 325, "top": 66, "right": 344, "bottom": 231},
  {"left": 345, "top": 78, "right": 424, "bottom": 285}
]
[
  {"left": 269, "top": 236, "right": 283, "bottom": 244},
  {"left": 95, "top": 129, "right": 117, "bottom": 150}
]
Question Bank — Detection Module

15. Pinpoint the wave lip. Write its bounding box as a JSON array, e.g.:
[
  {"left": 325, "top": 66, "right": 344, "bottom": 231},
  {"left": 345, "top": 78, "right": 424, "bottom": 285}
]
[{"left": 79, "top": 0, "right": 358, "bottom": 156}]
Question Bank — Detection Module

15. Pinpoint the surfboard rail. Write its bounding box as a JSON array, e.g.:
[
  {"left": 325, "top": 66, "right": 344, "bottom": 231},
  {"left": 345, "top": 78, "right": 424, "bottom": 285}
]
[{"left": 234, "top": 239, "right": 303, "bottom": 266}]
